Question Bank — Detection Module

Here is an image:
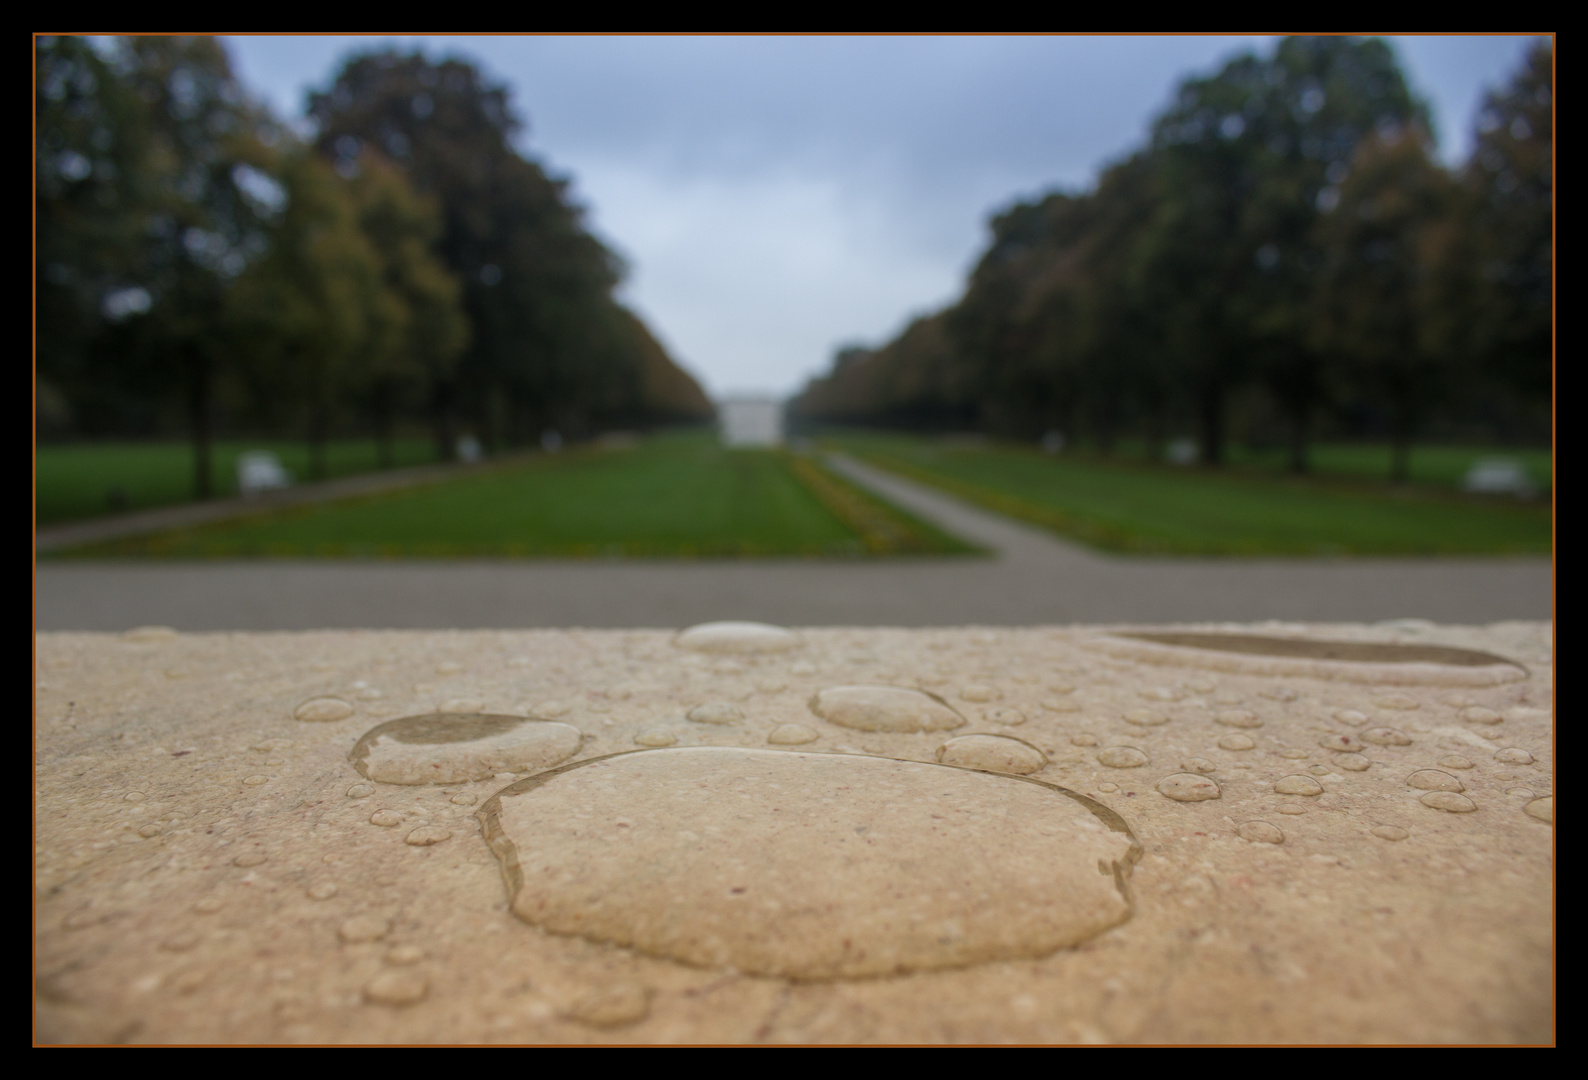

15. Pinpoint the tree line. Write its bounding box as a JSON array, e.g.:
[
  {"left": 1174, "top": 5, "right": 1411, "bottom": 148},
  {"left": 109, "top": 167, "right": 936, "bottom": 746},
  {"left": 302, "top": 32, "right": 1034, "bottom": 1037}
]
[
  {"left": 792, "top": 38, "right": 1551, "bottom": 480},
  {"left": 36, "top": 37, "right": 713, "bottom": 498}
]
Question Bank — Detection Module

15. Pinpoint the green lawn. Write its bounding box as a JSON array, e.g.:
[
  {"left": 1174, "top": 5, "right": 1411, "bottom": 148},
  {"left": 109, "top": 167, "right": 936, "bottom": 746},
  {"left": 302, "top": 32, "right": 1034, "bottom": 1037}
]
[
  {"left": 53, "top": 433, "right": 974, "bottom": 559},
  {"left": 36, "top": 438, "right": 442, "bottom": 526},
  {"left": 831, "top": 433, "right": 1552, "bottom": 556}
]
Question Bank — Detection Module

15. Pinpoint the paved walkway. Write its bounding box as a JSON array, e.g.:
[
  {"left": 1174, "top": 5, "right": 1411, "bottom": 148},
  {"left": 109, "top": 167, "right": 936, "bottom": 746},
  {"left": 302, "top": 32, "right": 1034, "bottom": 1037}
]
[{"left": 34, "top": 454, "right": 1552, "bottom": 631}]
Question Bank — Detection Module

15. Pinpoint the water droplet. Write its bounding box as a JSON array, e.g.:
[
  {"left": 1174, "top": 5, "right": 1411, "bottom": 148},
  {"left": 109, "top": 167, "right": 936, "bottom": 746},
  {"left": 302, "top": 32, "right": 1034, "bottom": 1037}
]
[
  {"left": 675, "top": 621, "right": 800, "bottom": 654},
  {"left": 767, "top": 724, "right": 818, "bottom": 746},
  {"left": 1336, "top": 755, "right": 1371, "bottom": 772},
  {"left": 1372, "top": 825, "right": 1409, "bottom": 841},
  {"left": 1260, "top": 687, "right": 1298, "bottom": 702},
  {"left": 450, "top": 792, "right": 478, "bottom": 806},
  {"left": 350, "top": 714, "right": 582, "bottom": 785},
  {"left": 347, "top": 784, "right": 375, "bottom": 799},
  {"left": 124, "top": 791, "right": 147, "bottom": 802},
  {"left": 1273, "top": 775, "right": 1323, "bottom": 796},
  {"left": 1442, "top": 693, "right": 1476, "bottom": 708},
  {"left": 1495, "top": 747, "right": 1534, "bottom": 765},
  {"left": 1276, "top": 804, "right": 1307, "bottom": 815},
  {"left": 687, "top": 702, "right": 744, "bottom": 725},
  {"left": 307, "top": 883, "right": 338, "bottom": 900},
  {"left": 1279, "top": 748, "right": 1309, "bottom": 760},
  {"left": 1524, "top": 796, "right": 1553, "bottom": 824},
  {"left": 363, "top": 970, "right": 428, "bottom": 1007},
  {"left": 194, "top": 897, "right": 223, "bottom": 914},
  {"left": 1186, "top": 677, "right": 1217, "bottom": 693},
  {"left": 937, "top": 734, "right": 1046, "bottom": 775},
  {"left": 1041, "top": 698, "right": 1081, "bottom": 713},
  {"left": 439, "top": 698, "right": 484, "bottom": 714},
  {"left": 242, "top": 774, "right": 270, "bottom": 786},
  {"left": 564, "top": 982, "right": 652, "bottom": 1028},
  {"left": 435, "top": 661, "right": 463, "bottom": 675},
  {"left": 1124, "top": 709, "right": 1168, "bottom": 727},
  {"left": 1308, "top": 764, "right": 1331, "bottom": 776},
  {"left": 808, "top": 686, "right": 965, "bottom": 733},
  {"left": 1097, "top": 746, "right": 1148, "bottom": 768},
  {"left": 1333, "top": 709, "right": 1368, "bottom": 726},
  {"left": 1438, "top": 755, "right": 1474, "bottom": 770},
  {"left": 1420, "top": 791, "right": 1477, "bottom": 813},
  {"left": 479, "top": 747, "right": 1141, "bottom": 979},
  {"left": 1458, "top": 706, "right": 1503, "bottom": 725},
  {"left": 984, "top": 707, "right": 1026, "bottom": 726},
  {"left": 959, "top": 684, "right": 999, "bottom": 703},
  {"left": 634, "top": 729, "right": 678, "bottom": 748},
  {"left": 1319, "top": 733, "right": 1364, "bottom": 753},
  {"left": 1048, "top": 681, "right": 1077, "bottom": 695},
  {"left": 233, "top": 852, "right": 267, "bottom": 867},
  {"left": 338, "top": 915, "right": 390, "bottom": 944},
  {"left": 1374, "top": 694, "right": 1419, "bottom": 711},
  {"left": 1237, "top": 821, "right": 1284, "bottom": 844},
  {"left": 1406, "top": 770, "right": 1464, "bottom": 792},
  {"left": 1138, "top": 687, "right": 1183, "bottom": 703},
  {"left": 122, "top": 625, "right": 178, "bottom": 641},
  {"left": 1157, "top": 773, "right": 1220, "bottom": 802},
  {"left": 405, "top": 825, "right": 452, "bottom": 846},
  {"left": 1215, "top": 710, "right": 1262, "bottom": 729},
  {"left": 1217, "top": 733, "right": 1255, "bottom": 751},
  {"left": 137, "top": 823, "right": 162, "bottom": 838},
  {"left": 530, "top": 700, "right": 572, "bottom": 719},
  {"left": 370, "top": 810, "right": 403, "bottom": 827},
  {"left": 295, "top": 697, "right": 355, "bottom": 723},
  {"left": 1181, "top": 757, "right": 1216, "bottom": 774},
  {"left": 1361, "top": 727, "right": 1412, "bottom": 746},
  {"left": 1097, "top": 782, "right": 1119, "bottom": 793},
  {"left": 1070, "top": 733, "right": 1098, "bottom": 747},
  {"left": 386, "top": 945, "right": 425, "bottom": 966},
  {"left": 1507, "top": 787, "right": 1536, "bottom": 799}
]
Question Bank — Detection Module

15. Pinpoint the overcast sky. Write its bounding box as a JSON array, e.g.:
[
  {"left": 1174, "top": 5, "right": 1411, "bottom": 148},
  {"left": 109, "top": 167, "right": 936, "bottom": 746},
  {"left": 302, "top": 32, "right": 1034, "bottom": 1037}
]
[{"left": 223, "top": 35, "right": 1543, "bottom": 401}]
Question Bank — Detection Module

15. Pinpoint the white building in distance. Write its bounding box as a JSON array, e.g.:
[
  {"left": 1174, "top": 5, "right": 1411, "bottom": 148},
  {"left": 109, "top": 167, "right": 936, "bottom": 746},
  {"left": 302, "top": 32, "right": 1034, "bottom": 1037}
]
[{"left": 718, "top": 397, "right": 784, "bottom": 447}]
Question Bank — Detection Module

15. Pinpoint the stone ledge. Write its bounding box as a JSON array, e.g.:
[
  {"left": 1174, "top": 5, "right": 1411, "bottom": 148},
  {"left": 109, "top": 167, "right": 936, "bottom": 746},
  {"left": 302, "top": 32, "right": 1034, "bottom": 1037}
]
[{"left": 34, "top": 621, "right": 1554, "bottom": 1044}]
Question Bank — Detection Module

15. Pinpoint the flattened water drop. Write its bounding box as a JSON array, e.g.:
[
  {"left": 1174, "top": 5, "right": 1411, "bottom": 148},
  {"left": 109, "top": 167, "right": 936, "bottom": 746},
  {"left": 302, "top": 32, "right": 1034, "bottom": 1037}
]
[
  {"left": 1070, "top": 733, "right": 1098, "bottom": 747},
  {"left": 439, "top": 698, "right": 484, "bottom": 714},
  {"left": 369, "top": 810, "right": 403, "bottom": 827},
  {"left": 1362, "top": 727, "right": 1412, "bottom": 747},
  {"left": 936, "top": 734, "right": 1046, "bottom": 775},
  {"left": 1495, "top": 747, "right": 1534, "bottom": 765},
  {"left": 233, "top": 852, "right": 267, "bottom": 867},
  {"left": 1097, "top": 746, "right": 1148, "bottom": 768},
  {"left": 1459, "top": 706, "right": 1503, "bottom": 725},
  {"left": 404, "top": 826, "right": 452, "bottom": 846},
  {"left": 1181, "top": 757, "right": 1216, "bottom": 774},
  {"left": 386, "top": 945, "right": 425, "bottom": 966},
  {"left": 364, "top": 971, "right": 428, "bottom": 1007},
  {"left": 295, "top": 697, "right": 355, "bottom": 723},
  {"left": 687, "top": 702, "right": 744, "bottom": 725},
  {"left": 1215, "top": 710, "right": 1262, "bottom": 729},
  {"left": 1157, "top": 773, "right": 1220, "bottom": 802},
  {"left": 1319, "top": 733, "right": 1364, "bottom": 753},
  {"left": 479, "top": 747, "right": 1140, "bottom": 979},
  {"left": 634, "top": 729, "right": 678, "bottom": 747},
  {"left": 242, "top": 774, "right": 270, "bottom": 786},
  {"left": 767, "top": 724, "right": 818, "bottom": 746},
  {"left": 1333, "top": 709, "right": 1368, "bottom": 726},
  {"left": 1217, "top": 733, "right": 1256, "bottom": 751},
  {"left": 1124, "top": 708, "right": 1169, "bottom": 727},
  {"left": 1375, "top": 694, "right": 1420, "bottom": 711},
  {"left": 1372, "top": 825, "right": 1409, "bottom": 841},
  {"left": 1336, "top": 755, "right": 1371, "bottom": 772},
  {"left": 565, "top": 982, "right": 651, "bottom": 1028},
  {"left": 338, "top": 915, "right": 389, "bottom": 944},
  {"left": 808, "top": 686, "right": 964, "bottom": 734},
  {"left": 675, "top": 621, "right": 800, "bottom": 654},
  {"left": 347, "top": 784, "right": 375, "bottom": 799},
  {"left": 959, "top": 684, "right": 999, "bottom": 703},
  {"left": 307, "top": 883, "right": 338, "bottom": 900},
  {"left": 1406, "top": 770, "right": 1464, "bottom": 792},
  {"left": 450, "top": 792, "right": 478, "bottom": 806},
  {"left": 1041, "top": 698, "right": 1081, "bottom": 713},
  {"left": 1260, "top": 687, "right": 1299, "bottom": 702},
  {"left": 350, "top": 714, "right": 581, "bottom": 785},
  {"left": 1438, "top": 755, "right": 1474, "bottom": 770},
  {"left": 984, "top": 707, "right": 1026, "bottom": 726},
  {"left": 1524, "top": 796, "right": 1553, "bottom": 824},
  {"left": 1238, "top": 821, "right": 1284, "bottom": 844},
  {"left": 1274, "top": 775, "right": 1323, "bottom": 796},
  {"left": 1420, "top": 791, "right": 1477, "bottom": 813}
]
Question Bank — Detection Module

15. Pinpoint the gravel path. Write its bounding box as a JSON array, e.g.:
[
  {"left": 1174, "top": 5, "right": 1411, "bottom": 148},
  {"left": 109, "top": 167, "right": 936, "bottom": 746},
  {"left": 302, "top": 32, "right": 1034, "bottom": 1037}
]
[{"left": 34, "top": 453, "right": 1552, "bottom": 630}]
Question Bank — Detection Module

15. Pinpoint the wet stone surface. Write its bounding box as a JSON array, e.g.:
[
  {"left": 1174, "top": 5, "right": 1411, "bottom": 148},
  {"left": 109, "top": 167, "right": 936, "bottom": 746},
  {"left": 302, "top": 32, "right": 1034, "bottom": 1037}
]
[{"left": 34, "top": 621, "right": 1552, "bottom": 1044}]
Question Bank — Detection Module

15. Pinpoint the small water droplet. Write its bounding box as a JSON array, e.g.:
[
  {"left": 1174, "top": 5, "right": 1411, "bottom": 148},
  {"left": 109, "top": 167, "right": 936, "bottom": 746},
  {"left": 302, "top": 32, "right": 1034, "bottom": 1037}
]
[
  {"left": 439, "top": 698, "right": 484, "bottom": 714},
  {"left": 1217, "top": 733, "right": 1255, "bottom": 751},
  {"left": 137, "top": 823, "right": 162, "bottom": 838},
  {"left": 124, "top": 791, "right": 147, "bottom": 802},
  {"left": 1319, "top": 733, "right": 1364, "bottom": 753},
  {"left": 675, "top": 621, "right": 800, "bottom": 654},
  {"left": 1406, "top": 770, "right": 1464, "bottom": 792},
  {"left": 1336, "top": 755, "right": 1371, "bottom": 772},
  {"left": 1215, "top": 710, "right": 1262, "bottom": 729},
  {"left": 1259, "top": 687, "right": 1298, "bottom": 702},
  {"left": 1276, "top": 804, "right": 1307, "bottom": 815},
  {"left": 1097, "top": 782, "right": 1119, "bottom": 793},
  {"left": 1524, "top": 796, "right": 1553, "bottom": 823},
  {"left": 233, "top": 852, "right": 268, "bottom": 867},
  {"left": 338, "top": 915, "right": 390, "bottom": 943},
  {"left": 1097, "top": 746, "right": 1148, "bottom": 768},
  {"left": 1157, "top": 773, "right": 1221, "bottom": 802},
  {"left": 1507, "top": 787, "right": 1536, "bottom": 799},
  {"left": 450, "top": 792, "right": 478, "bottom": 806},
  {"left": 1420, "top": 791, "right": 1477, "bottom": 813},
  {"left": 1181, "top": 757, "right": 1216, "bottom": 774},
  {"left": 1070, "top": 733, "right": 1098, "bottom": 747},
  {"left": 687, "top": 702, "right": 744, "bottom": 725},
  {"left": 1186, "top": 677, "right": 1217, "bottom": 693},
  {"left": 984, "top": 707, "right": 1026, "bottom": 726},
  {"left": 307, "top": 883, "right": 338, "bottom": 900},
  {"left": 1332, "top": 709, "right": 1368, "bottom": 726},
  {"left": 808, "top": 686, "right": 964, "bottom": 733},
  {"left": 347, "top": 784, "right": 375, "bottom": 799},
  {"left": 1437, "top": 755, "right": 1474, "bottom": 770},
  {"left": 370, "top": 810, "right": 403, "bottom": 827},
  {"left": 1138, "top": 687, "right": 1184, "bottom": 703},
  {"left": 1041, "top": 698, "right": 1081, "bottom": 713},
  {"left": 564, "top": 982, "right": 652, "bottom": 1028},
  {"left": 386, "top": 944, "right": 425, "bottom": 966},
  {"left": 242, "top": 774, "right": 270, "bottom": 786},
  {"left": 767, "top": 724, "right": 818, "bottom": 746},
  {"left": 1237, "top": 820, "right": 1284, "bottom": 844},
  {"left": 959, "top": 684, "right": 999, "bottom": 703},
  {"left": 937, "top": 734, "right": 1046, "bottom": 775},
  {"left": 1458, "top": 706, "right": 1503, "bottom": 725},
  {"left": 363, "top": 970, "right": 428, "bottom": 1007},
  {"left": 1279, "top": 748, "right": 1309, "bottom": 760},
  {"left": 531, "top": 700, "right": 572, "bottom": 719},
  {"left": 1273, "top": 775, "right": 1323, "bottom": 796},
  {"left": 1308, "top": 764, "right": 1331, "bottom": 776},
  {"left": 351, "top": 714, "right": 583, "bottom": 785},
  {"left": 405, "top": 825, "right": 452, "bottom": 846},
  {"left": 1494, "top": 747, "right": 1534, "bottom": 765},
  {"left": 295, "top": 697, "right": 355, "bottom": 723},
  {"left": 1048, "top": 681, "right": 1077, "bottom": 695},
  {"left": 634, "top": 729, "right": 678, "bottom": 747},
  {"left": 1371, "top": 825, "right": 1409, "bottom": 841},
  {"left": 194, "top": 897, "right": 223, "bottom": 914},
  {"left": 1124, "top": 708, "right": 1169, "bottom": 727},
  {"left": 1361, "top": 727, "right": 1412, "bottom": 746},
  {"left": 1374, "top": 694, "right": 1419, "bottom": 711}
]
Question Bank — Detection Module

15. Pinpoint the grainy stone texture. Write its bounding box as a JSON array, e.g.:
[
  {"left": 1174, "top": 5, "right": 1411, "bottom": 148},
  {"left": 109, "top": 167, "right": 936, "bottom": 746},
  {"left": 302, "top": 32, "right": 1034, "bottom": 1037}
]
[{"left": 34, "top": 620, "right": 1553, "bottom": 1044}]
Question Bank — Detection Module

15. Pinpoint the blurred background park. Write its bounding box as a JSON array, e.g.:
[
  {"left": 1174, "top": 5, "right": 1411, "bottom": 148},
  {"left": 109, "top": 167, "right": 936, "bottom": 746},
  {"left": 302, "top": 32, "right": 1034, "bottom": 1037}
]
[{"left": 34, "top": 35, "right": 1551, "bottom": 626}]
